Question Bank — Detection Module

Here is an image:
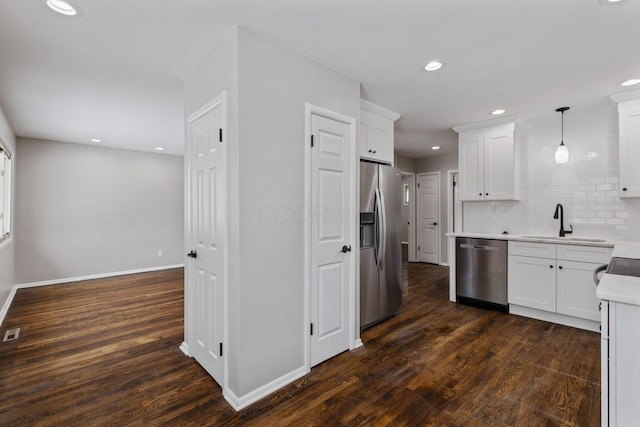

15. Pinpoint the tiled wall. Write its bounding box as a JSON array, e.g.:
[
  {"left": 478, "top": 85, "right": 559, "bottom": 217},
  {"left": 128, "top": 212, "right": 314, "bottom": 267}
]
[{"left": 463, "top": 102, "right": 640, "bottom": 241}]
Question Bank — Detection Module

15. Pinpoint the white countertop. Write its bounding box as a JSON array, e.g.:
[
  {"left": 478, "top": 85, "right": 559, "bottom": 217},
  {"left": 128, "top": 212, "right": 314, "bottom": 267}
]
[
  {"left": 446, "top": 232, "right": 615, "bottom": 248},
  {"left": 446, "top": 232, "right": 640, "bottom": 306}
]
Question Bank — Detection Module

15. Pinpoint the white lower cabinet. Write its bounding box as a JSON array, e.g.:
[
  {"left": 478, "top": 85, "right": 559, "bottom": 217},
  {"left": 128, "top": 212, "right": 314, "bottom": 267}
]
[
  {"left": 603, "top": 300, "right": 640, "bottom": 426},
  {"left": 556, "top": 260, "right": 601, "bottom": 321},
  {"left": 508, "top": 255, "right": 556, "bottom": 312},
  {"left": 508, "top": 241, "right": 612, "bottom": 329}
]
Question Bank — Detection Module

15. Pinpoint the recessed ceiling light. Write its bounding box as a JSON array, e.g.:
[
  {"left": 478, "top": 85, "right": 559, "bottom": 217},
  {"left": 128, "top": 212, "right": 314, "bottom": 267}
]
[
  {"left": 432, "top": 146, "right": 440, "bottom": 150},
  {"left": 46, "top": 0, "right": 79, "bottom": 16},
  {"left": 155, "top": 147, "right": 165, "bottom": 151},
  {"left": 599, "top": 0, "right": 625, "bottom": 5},
  {"left": 90, "top": 138, "right": 102, "bottom": 143},
  {"left": 621, "top": 79, "right": 640, "bottom": 87},
  {"left": 424, "top": 61, "right": 444, "bottom": 71},
  {"left": 491, "top": 109, "right": 506, "bottom": 115}
]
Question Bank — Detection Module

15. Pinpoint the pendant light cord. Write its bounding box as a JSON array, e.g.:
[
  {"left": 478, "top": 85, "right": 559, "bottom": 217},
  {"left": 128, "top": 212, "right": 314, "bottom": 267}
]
[{"left": 561, "top": 110, "right": 564, "bottom": 145}]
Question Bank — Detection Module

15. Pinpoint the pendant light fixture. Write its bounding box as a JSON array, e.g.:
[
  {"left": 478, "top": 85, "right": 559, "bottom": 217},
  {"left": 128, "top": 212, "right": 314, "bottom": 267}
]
[{"left": 555, "top": 106, "right": 570, "bottom": 164}]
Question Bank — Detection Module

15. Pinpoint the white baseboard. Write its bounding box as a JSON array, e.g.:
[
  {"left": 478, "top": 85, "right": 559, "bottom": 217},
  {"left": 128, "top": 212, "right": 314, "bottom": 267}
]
[
  {"left": 401, "top": 241, "right": 408, "bottom": 245},
  {"left": 509, "top": 304, "right": 600, "bottom": 333},
  {"left": 353, "top": 338, "right": 364, "bottom": 349},
  {"left": 0, "top": 264, "right": 185, "bottom": 327},
  {"left": 179, "top": 342, "right": 190, "bottom": 357},
  {"left": 223, "top": 365, "right": 309, "bottom": 411},
  {"left": 15, "top": 264, "right": 185, "bottom": 289},
  {"left": 0, "top": 285, "right": 18, "bottom": 328},
  {"left": 440, "top": 262, "right": 449, "bottom": 267}
]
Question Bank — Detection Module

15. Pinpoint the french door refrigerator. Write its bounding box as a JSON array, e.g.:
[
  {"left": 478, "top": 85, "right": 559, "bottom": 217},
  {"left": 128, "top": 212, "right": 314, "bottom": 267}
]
[{"left": 360, "top": 161, "right": 402, "bottom": 329}]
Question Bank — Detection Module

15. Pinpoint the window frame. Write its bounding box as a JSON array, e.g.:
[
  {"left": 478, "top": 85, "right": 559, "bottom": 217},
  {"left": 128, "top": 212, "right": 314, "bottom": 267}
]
[{"left": 0, "top": 138, "right": 13, "bottom": 251}]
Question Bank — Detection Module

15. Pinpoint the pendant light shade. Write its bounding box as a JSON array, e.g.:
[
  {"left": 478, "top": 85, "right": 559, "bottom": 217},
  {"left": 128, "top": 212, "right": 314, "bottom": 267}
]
[{"left": 555, "top": 107, "right": 570, "bottom": 164}]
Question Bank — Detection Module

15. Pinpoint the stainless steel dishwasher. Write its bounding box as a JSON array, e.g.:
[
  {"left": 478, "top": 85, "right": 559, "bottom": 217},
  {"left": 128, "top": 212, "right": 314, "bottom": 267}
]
[{"left": 456, "top": 237, "right": 508, "bottom": 311}]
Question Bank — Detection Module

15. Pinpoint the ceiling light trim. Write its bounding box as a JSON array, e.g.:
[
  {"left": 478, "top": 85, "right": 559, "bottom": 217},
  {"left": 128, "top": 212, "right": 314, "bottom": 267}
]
[
  {"left": 424, "top": 61, "right": 444, "bottom": 72},
  {"left": 45, "top": 0, "right": 82, "bottom": 17},
  {"left": 621, "top": 79, "right": 640, "bottom": 87}
]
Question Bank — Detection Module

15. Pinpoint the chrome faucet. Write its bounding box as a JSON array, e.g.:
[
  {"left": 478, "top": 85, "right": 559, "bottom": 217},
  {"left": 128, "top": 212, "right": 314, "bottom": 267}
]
[{"left": 553, "top": 203, "right": 573, "bottom": 237}]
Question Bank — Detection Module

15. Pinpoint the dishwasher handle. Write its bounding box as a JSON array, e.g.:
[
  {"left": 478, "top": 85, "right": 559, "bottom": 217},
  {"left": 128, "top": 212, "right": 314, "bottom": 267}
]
[{"left": 460, "top": 243, "right": 500, "bottom": 251}]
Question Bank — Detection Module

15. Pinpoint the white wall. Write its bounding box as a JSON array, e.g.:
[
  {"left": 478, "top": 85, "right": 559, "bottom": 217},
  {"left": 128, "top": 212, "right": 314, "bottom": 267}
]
[
  {"left": 394, "top": 153, "right": 416, "bottom": 173},
  {"left": 463, "top": 103, "right": 640, "bottom": 240},
  {"left": 415, "top": 152, "right": 458, "bottom": 264},
  {"left": 185, "top": 27, "right": 360, "bottom": 401},
  {"left": 0, "top": 104, "right": 16, "bottom": 310},
  {"left": 15, "top": 138, "right": 184, "bottom": 284},
  {"left": 236, "top": 28, "right": 360, "bottom": 397}
]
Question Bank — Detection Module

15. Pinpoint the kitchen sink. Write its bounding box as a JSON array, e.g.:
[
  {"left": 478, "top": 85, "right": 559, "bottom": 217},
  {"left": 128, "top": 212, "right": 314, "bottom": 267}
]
[{"left": 520, "top": 235, "right": 607, "bottom": 243}]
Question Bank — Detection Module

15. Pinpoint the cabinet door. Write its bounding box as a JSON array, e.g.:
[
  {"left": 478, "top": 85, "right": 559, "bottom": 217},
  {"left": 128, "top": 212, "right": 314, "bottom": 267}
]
[
  {"left": 360, "top": 110, "right": 393, "bottom": 164},
  {"left": 556, "top": 260, "right": 600, "bottom": 321},
  {"left": 484, "top": 125, "right": 515, "bottom": 200},
  {"left": 611, "top": 302, "right": 640, "bottom": 425},
  {"left": 458, "top": 132, "right": 483, "bottom": 201},
  {"left": 508, "top": 255, "right": 556, "bottom": 312},
  {"left": 619, "top": 104, "right": 640, "bottom": 198}
]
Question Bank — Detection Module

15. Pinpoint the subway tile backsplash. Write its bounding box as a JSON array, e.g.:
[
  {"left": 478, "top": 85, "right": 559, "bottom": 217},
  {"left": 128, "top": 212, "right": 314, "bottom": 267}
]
[{"left": 463, "top": 103, "right": 640, "bottom": 241}]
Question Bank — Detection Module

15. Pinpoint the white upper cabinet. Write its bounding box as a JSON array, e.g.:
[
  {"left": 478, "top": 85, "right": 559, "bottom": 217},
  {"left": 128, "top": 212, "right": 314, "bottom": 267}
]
[
  {"left": 454, "top": 119, "right": 520, "bottom": 201},
  {"left": 614, "top": 98, "right": 640, "bottom": 198},
  {"left": 359, "top": 99, "right": 400, "bottom": 164}
]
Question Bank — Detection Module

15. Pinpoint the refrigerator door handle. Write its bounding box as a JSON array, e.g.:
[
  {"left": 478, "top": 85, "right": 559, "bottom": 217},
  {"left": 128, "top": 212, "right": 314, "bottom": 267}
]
[
  {"left": 374, "top": 188, "right": 380, "bottom": 270},
  {"left": 378, "top": 186, "right": 387, "bottom": 272},
  {"left": 375, "top": 187, "right": 384, "bottom": 271}
]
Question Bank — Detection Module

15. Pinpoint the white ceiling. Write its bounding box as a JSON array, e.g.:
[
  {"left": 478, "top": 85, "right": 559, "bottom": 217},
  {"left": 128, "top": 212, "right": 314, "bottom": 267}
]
[{"left": 1, "top": 0, "right": 639, "bottom": 158}]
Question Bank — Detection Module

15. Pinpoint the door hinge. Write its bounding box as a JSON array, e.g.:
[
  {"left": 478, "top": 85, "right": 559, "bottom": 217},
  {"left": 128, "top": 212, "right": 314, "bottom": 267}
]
[
  {"left": 417, "top": 183, "right": 420, "bottom": 188},
  {"left": 310, "top": 323, "right": 314, "bottom": 336},
  {"left": 311, "top": 135, "right": 314, "bottom": 147},
  {"left": 219, "top": 128, "right": 223, "bottom": 142},
  {"left": 418, "top": 245, "right": 421, "bottom": 251},
  {"left": 220, "top": 342, "right": 223, "bottom": 357}
]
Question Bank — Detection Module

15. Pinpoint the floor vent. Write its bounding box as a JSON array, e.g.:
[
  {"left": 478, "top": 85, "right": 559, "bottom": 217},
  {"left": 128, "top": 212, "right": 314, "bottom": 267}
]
[{"left": 3, "top": 328, "right": 20, "bottom": 342}]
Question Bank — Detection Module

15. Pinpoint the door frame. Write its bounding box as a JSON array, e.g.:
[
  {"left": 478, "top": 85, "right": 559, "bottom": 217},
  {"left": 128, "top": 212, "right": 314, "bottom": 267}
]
[
  {"left": 304, "top": 103, "right": 359, "bottom": 371},
  {"left": 181, "top": 91, "right": 229, "bottom": 391},
  {"left": 447, "top": 169, "right": 462, "bottom": 235},
  {"left": 416, "top": 171, "right": 441, "bottom": 265},
  {"left": 400, "top": 171, "right": 417, "bottom": 262}
]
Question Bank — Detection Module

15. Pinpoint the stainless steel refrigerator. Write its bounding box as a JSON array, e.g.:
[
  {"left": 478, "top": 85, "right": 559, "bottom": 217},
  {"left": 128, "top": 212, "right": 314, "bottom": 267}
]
[{"left": 360, "top": 161, "right": 402, "bottom": 329}]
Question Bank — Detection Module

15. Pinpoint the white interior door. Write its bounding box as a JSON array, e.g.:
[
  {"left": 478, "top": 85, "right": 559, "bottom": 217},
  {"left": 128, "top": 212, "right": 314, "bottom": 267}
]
[
  {"left": 417, "top": 173, "right": 440, "bottom": 264},
  {"left": 310, "top": 113, "right": 352, "bottom": 367},
  {"left": 186, "top": 93, "right": 226, "bottom": 385}
]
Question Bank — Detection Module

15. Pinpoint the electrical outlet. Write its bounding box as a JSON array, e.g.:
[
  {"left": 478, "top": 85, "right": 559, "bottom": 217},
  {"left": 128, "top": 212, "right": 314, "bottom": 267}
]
[{"left": 157, "top": 250, "right": 163, "bottom": 257}]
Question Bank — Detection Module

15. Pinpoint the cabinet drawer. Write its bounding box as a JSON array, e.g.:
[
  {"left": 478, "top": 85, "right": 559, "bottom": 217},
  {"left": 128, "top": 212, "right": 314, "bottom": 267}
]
[
  {"left": 556, "top": 244, "right": 612, "bottom": 264},
  {"left": 508, "top": 241, "right": 556, "bottom": 259}
]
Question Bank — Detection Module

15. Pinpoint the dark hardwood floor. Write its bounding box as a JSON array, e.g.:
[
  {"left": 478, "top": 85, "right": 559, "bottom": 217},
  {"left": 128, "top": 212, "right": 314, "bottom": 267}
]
[{"left": 0, "top": 255, "right": 600, "bottom": 426}]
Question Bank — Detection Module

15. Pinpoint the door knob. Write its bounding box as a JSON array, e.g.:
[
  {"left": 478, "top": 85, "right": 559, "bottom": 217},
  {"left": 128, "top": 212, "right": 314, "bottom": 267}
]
[
  {"left": 432, "top": 222, "right": 438, "bottom": 226},
  {"left": 187, "top": 250, "right": 197, "bottom": 259},
  {"left": 340, "top": 245, "right": 352, "bottom": 253}
]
